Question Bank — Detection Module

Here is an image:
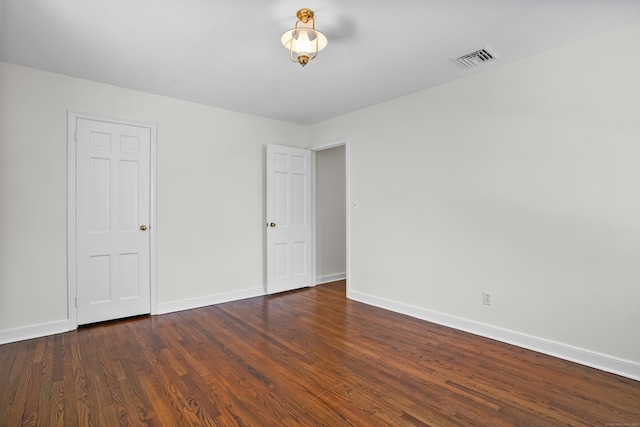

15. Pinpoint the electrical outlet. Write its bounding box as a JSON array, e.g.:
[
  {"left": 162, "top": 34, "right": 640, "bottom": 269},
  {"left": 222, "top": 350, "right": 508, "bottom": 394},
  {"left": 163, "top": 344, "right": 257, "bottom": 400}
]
[{"left": 482, "top": 291, "right": 492, "bottom": 306}]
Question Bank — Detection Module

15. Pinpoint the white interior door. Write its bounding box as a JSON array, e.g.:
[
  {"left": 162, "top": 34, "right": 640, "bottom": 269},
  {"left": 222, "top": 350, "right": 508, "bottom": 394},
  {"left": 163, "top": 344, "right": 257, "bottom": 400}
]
[
  {"left": 75, "top": 118, "right": 151, "bottom": 325},
  {"left": 266, "top": 144, "right": 312, "bottom": 294}
]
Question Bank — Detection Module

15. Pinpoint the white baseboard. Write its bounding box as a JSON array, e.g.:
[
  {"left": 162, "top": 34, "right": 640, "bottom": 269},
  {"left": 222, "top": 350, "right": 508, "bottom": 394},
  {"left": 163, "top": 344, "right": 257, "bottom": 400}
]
[
  {"left": 156, "top": 286, "right": 265, "bottom": 315},
  {"left": 0, "top": 287, "right": 266, "bottom": 345},
  {"left": 315, "top": 272, "right": 346, "bottom": 285},
  {"left": 0, "top": 319, "right": 72, "bottom": 345},
  {"left": 348, "top": 289, "right": 640, "bottom": 382},
  {"left": 5, "top": 288, "right": 637, "bottom": 382}
]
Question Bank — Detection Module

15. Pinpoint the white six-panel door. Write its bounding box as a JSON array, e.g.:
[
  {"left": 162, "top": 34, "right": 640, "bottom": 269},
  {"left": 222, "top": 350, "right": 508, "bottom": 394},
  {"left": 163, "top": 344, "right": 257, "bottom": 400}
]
[
  {"left": 266, "top": 144, "right": 312, "bottom": 294},
  {"left": 75, "top": 118, "right": 151, "bottom": 325}
]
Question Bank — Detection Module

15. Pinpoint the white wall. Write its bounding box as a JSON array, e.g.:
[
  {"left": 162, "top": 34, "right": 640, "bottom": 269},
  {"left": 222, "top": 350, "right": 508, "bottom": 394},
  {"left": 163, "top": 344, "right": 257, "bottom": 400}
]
[
  {"left": 308, "top": 23, "right": 640, "bottom": 372},
  {"left": 315, "top": 146, "right": 346, "bottom": 282},
  {"left": 0, "top": 62, "right": 305, "bottom": 336}
]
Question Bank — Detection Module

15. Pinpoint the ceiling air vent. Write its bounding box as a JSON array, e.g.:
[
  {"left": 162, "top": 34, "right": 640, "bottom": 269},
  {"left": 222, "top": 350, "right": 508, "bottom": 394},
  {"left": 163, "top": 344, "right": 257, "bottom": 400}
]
[{"left": 453, "top": 48, "right": 497, "bottom": 69}]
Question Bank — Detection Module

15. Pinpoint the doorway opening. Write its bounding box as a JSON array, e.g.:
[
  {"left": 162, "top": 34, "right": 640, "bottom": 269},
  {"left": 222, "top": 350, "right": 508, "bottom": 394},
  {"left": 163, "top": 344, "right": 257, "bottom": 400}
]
[{"left": 311, "top": 139, "right": 350, "bottom": 294}]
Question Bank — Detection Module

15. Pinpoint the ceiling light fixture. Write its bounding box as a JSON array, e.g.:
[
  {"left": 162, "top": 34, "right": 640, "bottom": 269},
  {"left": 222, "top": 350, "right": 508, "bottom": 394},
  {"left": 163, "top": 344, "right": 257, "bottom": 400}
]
[{"left": 280, "top": 8, "right": 328, "bottom": 67}]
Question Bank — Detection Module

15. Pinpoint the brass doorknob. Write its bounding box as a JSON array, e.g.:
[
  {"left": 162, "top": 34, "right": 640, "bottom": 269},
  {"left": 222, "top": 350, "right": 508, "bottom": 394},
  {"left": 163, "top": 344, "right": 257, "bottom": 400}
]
[
  {"left": 140, "top": 225, "right": 147, "bottom": 231},
  {"left": 269, "top": 223, "right": 276, "bottom": 227}
]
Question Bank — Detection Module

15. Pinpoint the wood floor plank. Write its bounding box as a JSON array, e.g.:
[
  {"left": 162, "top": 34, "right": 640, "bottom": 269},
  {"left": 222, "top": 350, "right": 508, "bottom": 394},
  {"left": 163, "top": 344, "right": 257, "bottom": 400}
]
[
  {"left": 3, "top": 341, "right": 36, "bottom": 426},
  {"left": 32, "top": 336, "right": 55, "bottom": 426},
  {"left": 46, "top": 334, "right": 65, "bottom": 426},
  {"left": 0, "top": 341, "right": 22, "bottom": 417},
  {"left": 1, "top": 280, "right": 639, "bottom": 426}
]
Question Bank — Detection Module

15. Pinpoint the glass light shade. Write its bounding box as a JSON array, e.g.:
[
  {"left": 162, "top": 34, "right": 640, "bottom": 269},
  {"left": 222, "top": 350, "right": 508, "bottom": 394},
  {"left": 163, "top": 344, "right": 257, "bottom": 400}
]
[{"left": 281, "top": 28, "right": 328, "bottom": 58}]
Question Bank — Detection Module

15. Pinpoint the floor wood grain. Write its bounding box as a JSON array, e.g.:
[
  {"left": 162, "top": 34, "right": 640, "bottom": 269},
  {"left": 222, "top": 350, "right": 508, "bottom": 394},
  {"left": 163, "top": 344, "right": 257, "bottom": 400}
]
[{"left": 1, "top": 280, "right": 639, "bottom": 426}]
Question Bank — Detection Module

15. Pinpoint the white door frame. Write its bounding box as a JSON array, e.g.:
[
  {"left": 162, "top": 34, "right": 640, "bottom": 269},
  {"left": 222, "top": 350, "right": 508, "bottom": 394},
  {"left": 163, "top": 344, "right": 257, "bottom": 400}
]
[
  {"left": 309, "top": 138, "right": 351, "bottom": 295},
  {"left": 67, "top": 111, "right": 158, "bottom": 329}
]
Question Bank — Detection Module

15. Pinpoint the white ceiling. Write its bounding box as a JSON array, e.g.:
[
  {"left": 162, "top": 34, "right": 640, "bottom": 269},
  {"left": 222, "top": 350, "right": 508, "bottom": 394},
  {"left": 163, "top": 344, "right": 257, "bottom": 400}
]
[{"left": 2, "top": 0, "right": 640, "bottom": 125}]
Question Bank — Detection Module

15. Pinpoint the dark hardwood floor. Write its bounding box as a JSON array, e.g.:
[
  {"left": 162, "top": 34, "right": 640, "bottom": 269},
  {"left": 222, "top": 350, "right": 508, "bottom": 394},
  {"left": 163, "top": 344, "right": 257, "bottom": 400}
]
[{"left": 1, "top": 280, "right": 639, "bottom": 426}]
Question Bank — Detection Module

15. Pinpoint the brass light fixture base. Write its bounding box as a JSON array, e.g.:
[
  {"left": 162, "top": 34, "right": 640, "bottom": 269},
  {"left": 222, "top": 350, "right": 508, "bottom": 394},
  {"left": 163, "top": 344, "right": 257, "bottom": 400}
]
[{"left": 296, "top": 8, "right": 314, "bottom": 24}]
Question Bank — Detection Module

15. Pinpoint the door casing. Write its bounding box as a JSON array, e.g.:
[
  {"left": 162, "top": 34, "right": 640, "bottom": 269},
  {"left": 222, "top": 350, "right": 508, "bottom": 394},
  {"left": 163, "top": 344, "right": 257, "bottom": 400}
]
[{"left": 67, "top": 111, "right": 158, "bottom": 329}]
